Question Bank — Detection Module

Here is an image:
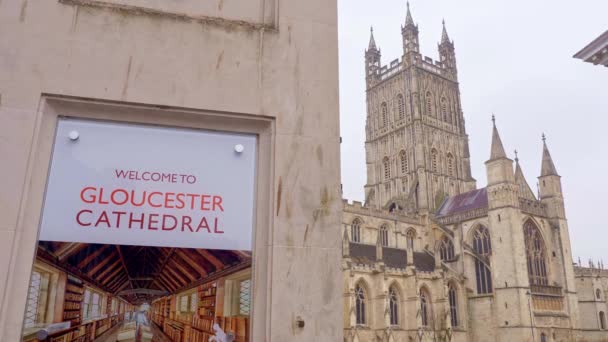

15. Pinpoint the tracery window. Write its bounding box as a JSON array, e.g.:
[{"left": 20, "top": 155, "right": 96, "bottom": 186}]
[
  {"left": 383, "top": 157, "right": 391, "bottom": 181},
  {"left": 441, "top": 97, "right": 449, "bottom": 122},
  {"left": 355, "top": 284, "right": 367, "bottom": 325},
  {"left": 380, "top": 225, "right": 389, "bottom": 247},
  {"left": 524, "top": 220, "right": 548, "bottom": 286},
  {"left": 381, "top": 102, "right": 388, "bottom": 127},
  {"left": 431, "top": 148, "right": 438, "bottom": 173},
  {"left": 425, "top": 92, "right": 433, "bottom": 117},
  {"left": 400, "top": 150, "right": 408, "bottom": 174},
  {"left": 473, "top": 226, "right": 493, "bottom": 294},
  {"left": 397, "top": 94, "right": 405, "bottom": 120},
  {"left": 351, "top": 219, "right": 361, "bottom": 243},
  {"left": 448, "top": 283, "right": 458, "bottom": 327},
  {"left": 420, "top": 288, "right": 430, "bottom": 327},
  {"left": 447, "top": 153, "right": 455, "bottom": 177},
  {"left": 439, "top": 236, "right": 455, "bottom": 262},
  {"left": 389, "top": 286, "right": 399, "bottom": 326},
  {"left": 406, "top": 229, "right": 416, "bottom": 250}
]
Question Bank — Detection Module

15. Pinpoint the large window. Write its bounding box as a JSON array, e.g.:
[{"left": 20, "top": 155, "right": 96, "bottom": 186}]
[
  {"left": 83, "top": 288, "right": 104, "bottom": 320},
  {"left": 448, "top": 283, "right": 458, "bottom": 327},
  {"left": 439, "top": 236, "right": 455, "bottom": 262},
  {"left": 24, "top": 270, "right": 50, "bottom": 328},
  {"left": 178, "top": 291, "right": 197, "bottom": 314},
  {"left": 420, "top": 288, "right": 430, "bottom": 327},
  {"left": 351, "top": 219, "right": 361, "bottom": 243},
  {"left": 473, "top": 226, "right": 493, "bottom": 294},
  {"left": 380, "top": 225, "right": 389, "bottom": 247},
  {"left": 355, "top": 284, "right": 366, "bottom": 326},
  {"left": 389, "top": 286, "right": 399, "bottom": 326},
  {"left": 223, "top": 270, "right": 251, "bottom": 317},
  {"left": 524, "top": 220, "right": 548, "bottom": 286}
]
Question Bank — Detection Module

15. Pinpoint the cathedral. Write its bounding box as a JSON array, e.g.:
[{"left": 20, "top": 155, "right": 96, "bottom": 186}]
[{"left": 341, "top": 4, "right": 608, "bottom": 342}]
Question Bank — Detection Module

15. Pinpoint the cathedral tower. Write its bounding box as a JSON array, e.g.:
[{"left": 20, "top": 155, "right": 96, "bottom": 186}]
[{"left": 363, "top": 3, "right": 475, "bottom": 212}]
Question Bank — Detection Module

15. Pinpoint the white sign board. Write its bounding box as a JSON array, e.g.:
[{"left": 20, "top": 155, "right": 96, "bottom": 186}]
[{"left": 39, "top": 118, "right": 256, "bottom": 251}]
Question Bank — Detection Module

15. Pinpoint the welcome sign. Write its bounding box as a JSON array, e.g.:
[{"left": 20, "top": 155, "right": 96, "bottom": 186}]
[{"left": 39, "top": 118, "right": 256, "bottom": 251}]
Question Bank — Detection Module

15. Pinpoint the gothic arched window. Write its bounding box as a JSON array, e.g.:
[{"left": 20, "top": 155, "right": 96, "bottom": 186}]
[
  {"left": 439, "top": 236, "right": 455, "bottom": 262},
  {"left": 447, "top": 153, "right": 455, "bottom": 177},
  {"left": 600, "top": 311, "right": 606, "bottom": 330},
  {"left": 380, "top": 225, "right": 389, "bottom": 247},
  {"left": 420, "top": 288, "right": 431, "bottom": 327},
  {"left": 406, "top": 229, "right": 416, "bottom": 250},
  {"left": 597, "top": 289, "right": 602, "bottom": 300},
  {"left": 425, "top": 91, "right": 433, "bottom": 117},
  {"left": 541, "top": 333, "right": 547, "bottom": 342},
  {"left": 389, "top": 286, "right": 399, "bottom": 326},
  {"left": 397, "top": 94, "right": 405, "bottom": 120},
  {"left": 524, "top": 220, "right": 549, "bottom": 286},
  {"left": 441, "top": 97, "right": 449, "bottom": 122},
  {"left": 355, "top": 284, "right": 367, "bottom": 325},
  {"left": 448, "top": 283, "right": 458, "bottom": 327},
  {"left": 431, "top": 148, "right": 438, "bottom": 173},
  {"left": 383, "top": 157, "right": 391, "bottom": 181},
  {"left": 351, "top": 219, "right": 361, "bottom": 243},
  {"left": 400, "top": 150, "right": 408, "bottom": 174},
  {"left": 381, "top": 102, "right": 388, "bottom": 127},
  {"left": 473, "top": 226, "right": 493, "bottom": 294}
]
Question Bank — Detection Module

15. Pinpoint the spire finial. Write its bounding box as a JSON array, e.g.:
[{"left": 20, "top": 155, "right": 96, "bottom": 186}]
[
  {"left": 367, "top": 26, "right": 378, "bottom": 51},
  {"left": 441, "top": 18, "right": 451, "bottom": 44},
  {"left": 540, "top": 133, "right": 559, "bottom": 176},
  {"left": 514, "top": 149, "right": 519, "bottom": 162},
  {"left": 489, "top": 114, "right": 507, "bottom": 160},
  {"left": 405, "top": 1, "right": 414, "bottom": 26},
  {"left": 491, "top": 114, "right": 496, "bottom": 125},
  {"left": 542, "top": 133, "right": 546, "bottom": 143}
]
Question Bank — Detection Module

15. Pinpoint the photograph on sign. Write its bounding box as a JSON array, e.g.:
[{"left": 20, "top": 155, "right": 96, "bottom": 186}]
[{"left": 20, "top": 119, "right": 256, "bottom": 342}]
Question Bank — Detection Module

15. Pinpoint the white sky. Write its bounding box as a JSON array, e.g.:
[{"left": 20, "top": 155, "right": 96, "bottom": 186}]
[{"left": 338, "top": 0, "right": 608, "bottom": 264}]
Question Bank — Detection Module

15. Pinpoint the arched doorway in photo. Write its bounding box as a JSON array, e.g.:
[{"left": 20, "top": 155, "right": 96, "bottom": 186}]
[{"left": 21, "top": 242, "right": 251, "bottom": 342}]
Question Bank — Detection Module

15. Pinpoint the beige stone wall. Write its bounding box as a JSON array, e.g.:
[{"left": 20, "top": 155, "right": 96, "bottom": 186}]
[{"left": 0, "top": 0, "right": 342, "bottom": 340}]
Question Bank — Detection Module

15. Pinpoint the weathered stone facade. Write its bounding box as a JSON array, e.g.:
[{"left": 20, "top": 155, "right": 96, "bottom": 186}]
[{"left": 342, "top": 4, "right": 608, "bottom": 342}]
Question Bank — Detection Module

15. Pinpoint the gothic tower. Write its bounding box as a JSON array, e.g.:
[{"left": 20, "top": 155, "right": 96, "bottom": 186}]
[{"left": 363, "top": 3, "right": 475, "bottom": 212}]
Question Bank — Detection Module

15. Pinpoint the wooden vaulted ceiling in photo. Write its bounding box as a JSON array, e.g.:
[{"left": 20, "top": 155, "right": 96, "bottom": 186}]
[{"left": 37, "top": 242, "right": 252, "bottom": 305}]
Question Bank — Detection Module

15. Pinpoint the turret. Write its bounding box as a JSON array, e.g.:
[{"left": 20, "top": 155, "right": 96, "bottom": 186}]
[
  {"left": 365, "top": 27, "right": 381, "bottom": 86},
  {"left": 401, "top": 2, "right": 420, "bottom": 58},
  {"left": 438, "top": 20, "right": 457, "bottom": 79}
]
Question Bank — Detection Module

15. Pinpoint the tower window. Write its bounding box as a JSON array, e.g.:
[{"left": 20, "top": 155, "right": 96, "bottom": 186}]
[
  {"left": 420, "top": 288, "right": 431, "bottom": 327},
  {"left": 439, "top": 236, "right": 455, "bottom": 262},
  {"left": 380, "top": 225, "right": 389, "bottom": 247},
  {"left": 400, "top": 150, "right": 408, "bottom": 174},
  {"left": 541, "top": 333, "right": 547, "bottom": 342},
  {"left": 448, "top": 283, "right": 458, "bottom": 327},
  {"left": 425, "top": 92, "right": 433, "bottom": 117},
  {"left": 441, "top": 97, "right": 450, "bottom": 122},
  {"left": 397, "top": 94, "right": 405, "bottom": 120},
  {"left": 383, "top": 157, "right": 391, "bottom": 181},
  {"left": 597, "top": 289, "right": 602, "bottom": 300},
  {"left": 600, "top": 311, "right": 606, "bottom": 330},
  {"left": 355, "top": 284, "right": 367, "bottom": 325},
  {"left": 473, "top": 226, "right": 493, "bottom": 294},
  {"left": 351, "top": 219, "right": 361, "bottom": 243},
  {"left": 431, "top": 148, "right": 438, "bottom": 173},
  {"left": 524, "top": 220, "right": 549, "bottom": 286},
  {"left": 406, "top": 229, "right": 416, "bottom": 250},
  {"left": 381, "top": 102, "right": 388, "bottom": 127},
  {"left": 389, "top": 286, "right": 399, "bottom": 326},
  {"left": 447, "top": 153, "right": 454, "bottom": 177}
]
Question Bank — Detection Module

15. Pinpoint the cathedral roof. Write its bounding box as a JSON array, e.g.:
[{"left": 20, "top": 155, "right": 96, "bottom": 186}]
[
  {"left": 436, "top": 188, "right": 488, "bottom": 217},
  {"left": 540, "top": 136, "right": 559, "bottom": 176}
]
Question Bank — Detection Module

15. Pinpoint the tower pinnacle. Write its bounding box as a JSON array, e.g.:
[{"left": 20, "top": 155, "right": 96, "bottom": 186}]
[
  {"left": 489, "top": 115, "right": 507, "bottom": 160},
  {"left": 441, "top": 19, "right": 450, "bottom": 44},
  {"left": 540, "top": 134, "right": 559, "bottom": 176},
  {"left": 368, "top": 26, "right": 378, "bottom": 51},
  {"left": 405, "top": 1, "right": 415, "bottom": 26}
]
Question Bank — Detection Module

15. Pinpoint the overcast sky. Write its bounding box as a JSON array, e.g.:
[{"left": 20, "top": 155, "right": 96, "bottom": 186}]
[{"left": 338, "top": 0, "right": 608, "bottom": 264}]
